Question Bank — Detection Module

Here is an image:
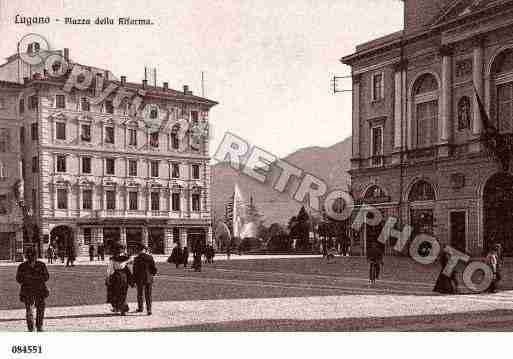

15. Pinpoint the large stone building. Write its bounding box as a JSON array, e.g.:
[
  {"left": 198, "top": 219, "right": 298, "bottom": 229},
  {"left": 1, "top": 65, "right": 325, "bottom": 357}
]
[
  {"left": 343, "top": 0, "right": 513, "bottom": 256},
  {"left": 0, "top": 46, "right": 217, "bottom": 260}
]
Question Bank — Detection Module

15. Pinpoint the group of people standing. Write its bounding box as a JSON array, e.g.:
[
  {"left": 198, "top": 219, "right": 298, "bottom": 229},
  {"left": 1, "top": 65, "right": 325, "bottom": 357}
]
[
  {"left": 89, "top": 244, "right": 105, "bottom": 262},
  {"left": 45, "top": 243, "right": 76, "bottom": 267},
  {"left": 168, "top": 243, "right": 215, "bottom": 272},
  {"left": 106, "top": 243, "right": 157, "bottom": 316}
]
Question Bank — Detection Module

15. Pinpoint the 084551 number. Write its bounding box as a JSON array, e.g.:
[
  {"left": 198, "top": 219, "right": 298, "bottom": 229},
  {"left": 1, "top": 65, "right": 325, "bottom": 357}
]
[{"left": 11, "top": 345, "right": 42, "bottom": 354}]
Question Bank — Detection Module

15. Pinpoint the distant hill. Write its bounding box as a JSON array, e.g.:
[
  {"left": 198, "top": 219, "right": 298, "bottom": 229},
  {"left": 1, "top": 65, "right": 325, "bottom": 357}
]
[{"left": 211, "top": 136, "right": 352, "bottom": 227}]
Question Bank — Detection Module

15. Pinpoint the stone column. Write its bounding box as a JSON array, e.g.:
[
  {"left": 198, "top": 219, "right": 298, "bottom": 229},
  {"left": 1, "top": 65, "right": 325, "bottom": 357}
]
[
  {"left": 180, "top": 227, "right": 187, "bottom": 248},
  {"left": 96, "top": 227, "right": 104, "bottom": 245},
  {"left": 164, "top": 227, "right": 173, "bottom": 254},
  {"left": 207, "top": 226, "right": 213, "bottom": 246},
  {"left": 142, "top": 226, "right": 149, "bottom": 247},
  {"left": 120, "top": 226, "right": 127, "bottom": 247},
  {"left": 392, "top": 60, "right": 407, "bottom": 164},
  {"left": 351, "top": 74, "right": 361, "bottom": 169},
  {"left": 440, "top": 46, "right": 453, "bottom": 157},
  {"left": 15, "top": 228, "right": 24, "bottom": 261}
]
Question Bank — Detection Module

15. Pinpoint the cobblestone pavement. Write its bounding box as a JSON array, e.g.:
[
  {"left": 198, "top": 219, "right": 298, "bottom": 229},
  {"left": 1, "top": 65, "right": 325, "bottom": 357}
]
[{"left": 0, "top": 256, "right": 512, "bottom": 331}]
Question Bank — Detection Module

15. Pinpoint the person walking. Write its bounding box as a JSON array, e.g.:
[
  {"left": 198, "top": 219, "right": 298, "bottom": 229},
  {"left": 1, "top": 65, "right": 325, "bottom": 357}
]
[
  {"left": 133, "top": 244, "right": 157, "bottom": 316},
  {"left": 16, "top": 247, "right": 49, "bottom": 332},
  {"left": 182, "top": 246, "right": 189, "bottom": 268},
  {"left": 97, "top": 244, "right": 105, "bottom": 261},
  {"left": 105, "top": 245, "right": 134, "bottom": 315},
  {"left": 65, "top": 244, "right": 75, "bottom": 267},
  {"left": 169, "top": 245, "right": 183, "bottom": 268},
  {"left": 486, "top": 244, "right": 500, "bottom": 293},
  {"left": 192, "top": 243, "right": 203, "bottom": 272},
  {"left": 89, "top": 245, "right": 95, "bottom": 262},
  {"left": 46, "top": 245, "right": 55, "bottom": 264},
  {"left": 433, "top": 251, "right": 456, "bottom": 294},
  {"left": 367, "top": 243, "right": 383, "bottom": 285}
]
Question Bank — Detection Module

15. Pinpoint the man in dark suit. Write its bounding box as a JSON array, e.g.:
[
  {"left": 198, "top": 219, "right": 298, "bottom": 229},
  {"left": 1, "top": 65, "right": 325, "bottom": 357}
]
[{"left": 133, "top": 244, "right": 157, "bottom": 315}]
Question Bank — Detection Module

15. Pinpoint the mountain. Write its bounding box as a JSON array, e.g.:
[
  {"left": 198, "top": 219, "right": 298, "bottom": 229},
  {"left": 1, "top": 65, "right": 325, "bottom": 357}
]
[{"left": 211, "top": 136, "right": 352, "bottom": 227}]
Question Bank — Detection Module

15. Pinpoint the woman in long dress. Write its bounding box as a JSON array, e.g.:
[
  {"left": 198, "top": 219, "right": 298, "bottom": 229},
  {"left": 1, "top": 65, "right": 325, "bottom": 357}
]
[
  {"left": 433, "top": 251, "right": 456, "bottom": 294},
  {"left": 106, "top": 245, "right": 134, "bottom": 315}
]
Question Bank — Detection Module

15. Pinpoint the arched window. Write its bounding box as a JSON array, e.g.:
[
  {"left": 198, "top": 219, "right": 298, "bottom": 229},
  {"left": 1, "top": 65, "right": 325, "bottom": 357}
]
[
  {"left": 492, "top": 49, "right": 513, "bottom": 133},
  {"left": 412, "top": 74, "right": 439, "bottom": 148},
  {"left": 408, "top": 180, "right": 436, "bottom": 202}
]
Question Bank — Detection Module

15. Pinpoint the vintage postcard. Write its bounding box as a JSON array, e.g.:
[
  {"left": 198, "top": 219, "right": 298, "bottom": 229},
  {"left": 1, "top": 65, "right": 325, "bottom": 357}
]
[{"left": 0, "top": 0, "right": 512, "bottom": 356}]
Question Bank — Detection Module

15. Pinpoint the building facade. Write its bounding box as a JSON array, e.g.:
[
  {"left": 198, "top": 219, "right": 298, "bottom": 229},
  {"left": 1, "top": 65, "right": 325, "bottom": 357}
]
[
  {"left": 0, "top": 47, "right": 217, "bottom": 260},
  {"left": 343, "top": 0, "right": 513, "bottom": 256}
]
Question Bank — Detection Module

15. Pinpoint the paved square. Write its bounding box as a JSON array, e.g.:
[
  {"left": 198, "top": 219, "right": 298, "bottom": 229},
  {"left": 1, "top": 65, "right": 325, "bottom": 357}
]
[{"left": 0, "top": 256, "right": 512, "bottom": 331}]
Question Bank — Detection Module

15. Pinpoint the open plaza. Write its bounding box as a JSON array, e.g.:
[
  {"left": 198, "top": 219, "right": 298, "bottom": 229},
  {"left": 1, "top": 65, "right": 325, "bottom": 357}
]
[{"left": 1, "top": 255, "right": 512, "bottom": 331}]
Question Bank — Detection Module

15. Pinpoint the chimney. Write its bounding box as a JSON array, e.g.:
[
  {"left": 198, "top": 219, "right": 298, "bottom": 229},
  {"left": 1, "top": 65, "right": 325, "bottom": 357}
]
[
  {"left": 183, "top": 85, "right": 192, "bottom": 95},
  {"left": 120, "top": 76, "right": 126, "bottom": 85},
  {"left": 63, "top": 48, "right": 69, "bottom": 62},
  {"left": 142, "top": 79, "right": 147, "bottom": 89},
  {"left": 163, "top": 82, "right": 168, "bottom": 90},
  {"left": 23, "top": 77, "right": 29, "bottom": 85}
]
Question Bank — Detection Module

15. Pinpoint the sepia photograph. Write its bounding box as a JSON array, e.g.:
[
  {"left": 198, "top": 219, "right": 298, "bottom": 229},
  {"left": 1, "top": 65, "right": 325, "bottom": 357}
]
[{"left": 1, "top": 0, "right": 513, "bottom": 356}]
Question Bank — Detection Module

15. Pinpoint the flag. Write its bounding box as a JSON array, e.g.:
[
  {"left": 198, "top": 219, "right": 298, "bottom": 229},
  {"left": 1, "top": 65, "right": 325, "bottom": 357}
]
[
  {"left": 474, "top": 87, "right": 512, "bottom": 171},
  {"left": 232, "top": 184, "right": 244, "bottom": 238}
]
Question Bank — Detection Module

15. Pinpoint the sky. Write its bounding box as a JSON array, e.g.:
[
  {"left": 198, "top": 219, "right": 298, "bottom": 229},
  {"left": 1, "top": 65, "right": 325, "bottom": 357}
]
[{"left": 0, "top": 0, "right": 403, "bottom": 159}]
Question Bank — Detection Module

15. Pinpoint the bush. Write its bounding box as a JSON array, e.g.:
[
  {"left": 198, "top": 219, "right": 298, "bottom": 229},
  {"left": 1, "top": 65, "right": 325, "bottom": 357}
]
[{"left": 266, "top": 235, "right": 292, "bottom": 252}]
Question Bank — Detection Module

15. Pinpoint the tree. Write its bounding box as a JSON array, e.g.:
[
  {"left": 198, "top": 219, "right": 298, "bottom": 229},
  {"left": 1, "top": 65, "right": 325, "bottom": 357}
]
[
  {"left": 293, "top": 206, "right": 310, "bottom": 250},
  {"left": 266, "top": 223, "right": 291, "bottom": 252}
]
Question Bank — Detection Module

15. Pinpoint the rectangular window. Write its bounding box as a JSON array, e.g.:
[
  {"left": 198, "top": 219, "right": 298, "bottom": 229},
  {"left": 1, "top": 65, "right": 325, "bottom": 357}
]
[
  {"left": 57, "top": 189, "right": 68, "bottom": 209},
  {"left": 106, "top": 190, "right": 116, "bottom": 210},
  {"left": 20, "top": 127, "right": 25, "bottom": 145},
  {"left": 83, "top": 228, "right": 92, "bottom": 245},
  {"left": 372, "top": 73, "right": 384, "bottom": 101},
  {"left": 192, "top": 193, "right": 201, "bottom": 212},
  {"left": 105, "top": 126, "right": 115, "bottom": 144},
  {"left": 191, "top": 111, "right": 199, "bottom": 124},
  {"left": 129, "top": 160, "right": 137, "bottom": 177},
  {"left": 105, "top": 158, "right": 115, "bottom": 175},
  {"left": 371, "top": 126, "right": 383, "bottom": 167},
  {"left": 151, "top": 161, "right": 159, "bottom": 178},
  {"left": 56, "top": 122, "right": 66, "bottom": 140},
  {"left": 171, "top": 132, "right": 179, "bottom": 149},
  {"left": 19, "top": 99, "right": 24, "bottom": 114},
  {"left": 192, "top": 164, "right": 200, "bottom": 179},
  {"left": 0, "top": 129, "right": 9, "bottom": 152},
  {"left": 0, "top": 195, "right": 8, "bottom": 214},
  {"left": 32, "top": 156, "right": 38, "bottom": 173},
  {"left": 172, "top": 193, "right": 181, "bottom": 211},
  {"left": 31, "top": 123, "right": 38, "bottom": 141},
  {"left": 56, "top": 94, "right": 66, "bottom": 109},
  {"left": 497, "top": 83, "right": 513, "bottom": 133},
  {"left": 129, "top": 192, "right": 138, "bottom": 210},
  {"left": 56, "top": 155, "right": 66, "bottom": 172},
  {"left": 150, "top": 132, "right": 159, "bottom": 148},
  {"left": 416, "top": 100, "right": 438, "bottom": 147},
  {"left": 105, "top": 100, "right": 114, "bottom": 114},
  {"left": 82, "top": 157, "right": 91, "bottom": 174},
  {"left": 151, "top": 192, "right": 160, "bottom": 211},
  {"left": 172, "top": 163, "right": 180, "bottom": 178},
  {"left": 29, "top": 95, "right": 38, "bottom": 110},
  {"left": 81, "top": 124, "right": 91, "bottom": 142},
  {"left": 81, "top": 97, "right": 90, "bottom": 111},
  {"left": 128, "top": 129, "right": 137, "bottom": 146},
  {"left": 82, "top": 189, "right": 92, "bottom": 210}
]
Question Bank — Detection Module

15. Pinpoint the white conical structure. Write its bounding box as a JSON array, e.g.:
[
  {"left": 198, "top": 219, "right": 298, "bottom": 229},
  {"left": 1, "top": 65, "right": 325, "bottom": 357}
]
[{"left": 233, "top": 184, "right": 244, "bottom": 238}]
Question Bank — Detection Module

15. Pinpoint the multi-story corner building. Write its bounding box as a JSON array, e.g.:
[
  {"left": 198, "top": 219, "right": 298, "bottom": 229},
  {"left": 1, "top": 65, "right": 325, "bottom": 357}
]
[
  {"left": 343, "top": 0, "right": 513, "bottom": 256},
  {"left": 0, "top": 46, "right": 217, "bottom": 260}
]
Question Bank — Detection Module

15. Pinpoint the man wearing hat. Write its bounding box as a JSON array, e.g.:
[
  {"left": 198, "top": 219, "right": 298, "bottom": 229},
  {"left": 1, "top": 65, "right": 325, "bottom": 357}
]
[{"left": 133, "top": 243, "right": 157, "bottom": 315}]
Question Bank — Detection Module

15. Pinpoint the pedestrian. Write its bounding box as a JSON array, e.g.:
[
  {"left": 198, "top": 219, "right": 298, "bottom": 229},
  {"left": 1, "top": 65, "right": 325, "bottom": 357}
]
[
  {"left": 16, "top": 247, "right": 49, "bottom": 332},
  {"left": 65, "top": 245, "right": 75, "bottom": 267},
  {"left": 168, "top": 245, "right": 183, "bottom": 268},
  {"left": 486, "top": 244, "right": 500, "bottom": 293},
  {"left": 46, "top": 245, "right": 55, "bottom": 264},
  {"left": 105, "top": 245, "right": 134, "bottom": 315},
  {"left": 205, "top": 244, "right": 215, "bottom": 264},
  {"left": 89, "top": 245, "right": 95, "bottom": 262},
  {"left": 97, "top": 244, "right": 105, "bottom": 261},
  {"left": 433, "top": 251, "right": 456, "bottom": 294},
  {"left": 133, "top": 244, "right": 157, "bottom": 316},
  {"left": 226, "top": 242, "right": 231, "bottom": 260},
  {"left": 182, "top": 246, "right": 189, "bottom": 268},
  {"left": 367, "top": 243, "right": 383, "bottom": 285},
  {"left": 192, "top": 243, "right": 203, "bottom": 272}
]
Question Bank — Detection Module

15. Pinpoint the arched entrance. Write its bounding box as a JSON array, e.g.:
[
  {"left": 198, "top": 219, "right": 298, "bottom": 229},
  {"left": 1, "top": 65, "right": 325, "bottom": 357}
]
[
  {"left": 50, "top": 225, "right": 74, "bottom": 258},
  {"left": 483, "top": 172, "right": 513, "bottom": 255}
]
